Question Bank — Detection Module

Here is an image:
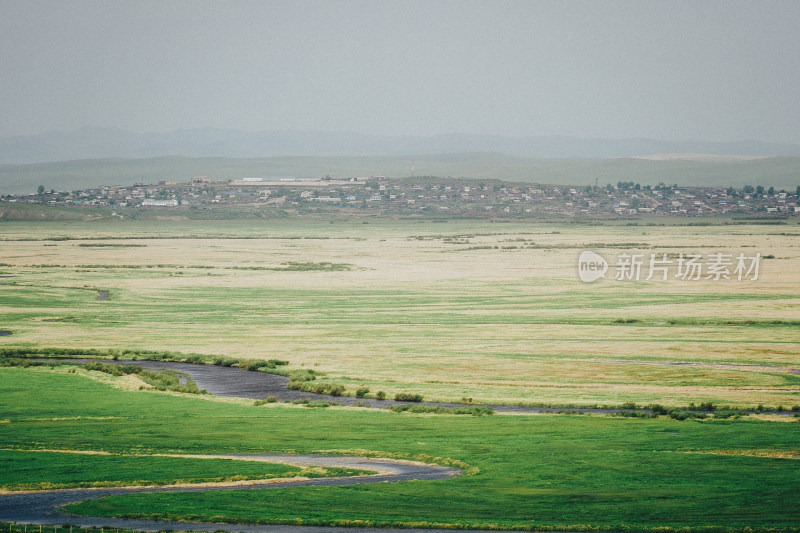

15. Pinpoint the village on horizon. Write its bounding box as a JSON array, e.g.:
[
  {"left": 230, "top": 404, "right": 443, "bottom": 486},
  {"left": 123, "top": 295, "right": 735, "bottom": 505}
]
[{"left": 4, "top": 174, "right": 799, "bottom": 219}]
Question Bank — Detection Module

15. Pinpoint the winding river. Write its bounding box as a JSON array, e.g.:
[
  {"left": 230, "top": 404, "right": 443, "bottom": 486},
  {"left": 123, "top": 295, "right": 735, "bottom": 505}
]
[
  {"left": 33, "top": 358, "right": 632, "bottom": 413},
  {"left": 4, "top": 356, "right": 791, "bottom": 532},
  {"left": 0, "top": 454, "right": 468, "bottom": 533}
]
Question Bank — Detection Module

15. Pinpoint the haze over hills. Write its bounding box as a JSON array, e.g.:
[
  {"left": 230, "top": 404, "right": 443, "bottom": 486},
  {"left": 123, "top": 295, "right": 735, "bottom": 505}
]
[
  {"left": 1, "top": 153, "right": 799, "bottom": 195},
  {"left": 0, "top": 128, "right": 799, "bottom": 194},
  {"left": 3, "top": 127, "right": 800, "bottom": 164}
]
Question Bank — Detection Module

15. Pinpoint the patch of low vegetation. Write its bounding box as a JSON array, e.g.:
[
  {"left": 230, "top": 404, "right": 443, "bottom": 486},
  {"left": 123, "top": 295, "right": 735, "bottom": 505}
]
[
  {"left": 253, "top": 396, "right": 278, "bottom": 406},
  {"left": 288, "top": 379, "right": 345, "bottom": 396},
  {"left": 275, "top": 261, "right": 355, "bottom": 272},
  {"left": 390, "top": 404, "right": 493, "bottom": 416},
  {"left": 0, "top": 356, "right": 206, "bottom": 395},
  {"left": 648, "top": 404, "right": 670, "bottom": 416},
  {"left": 612, "top": 410, "right": 657, "bottom": 419},
  {"left": 687, "top": 402, "right": 717, "bottom": 411},
  {"left": 0, "top": 348, "right": 290, "bottom": 375},
  {"left": 306, "top": 400, "right": 341, "bottom": 408},
  {"left": 713, "top": 409, "right": 744, "bottom": 420},
  {"left": 666, "top": 410, "right": 708, "bottom": 421},
  {"left": 0, "top": 356, "right": 66, "bottom": 369},
  {"left": 81, "top": 361, "right": 141, "bottom": 376},
  {"left": 611, "top": 402, "right": 752, "bottom": 421},
  {"left": 286, "top": 368, "right": 319, "bottom": 381},
  {"left": 393, "top": 392, "right": 423, "bottom": 402},
  {"left": 83, "top": 361, "right": 206, "bottom": 395},
  {"left": 665, "top": 318, "right": 800, "bottom": 327},
  {"left": 611, "top": 402, "right": 753, "bottom": 421},
  {"left": 77, "top": 243, "right": 147, "bottom": 248},
  {"left": 13, "top": 262, "right": 356, "bottom": 273}
]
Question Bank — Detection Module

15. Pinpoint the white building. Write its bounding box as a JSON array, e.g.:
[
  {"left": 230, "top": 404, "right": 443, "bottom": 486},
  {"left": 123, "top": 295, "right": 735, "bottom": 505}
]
[{"left": 141, "top": 199, "right": 178, "bottom": 207}]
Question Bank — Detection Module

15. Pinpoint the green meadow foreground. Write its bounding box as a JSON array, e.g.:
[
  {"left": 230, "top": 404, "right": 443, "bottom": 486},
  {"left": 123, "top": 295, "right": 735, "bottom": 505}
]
[
  {"left": 0, "top": 217, "right": 799, "bottom": 531},
  {"left": 1, "top": 366, "right": 799, "bottom": 531}
]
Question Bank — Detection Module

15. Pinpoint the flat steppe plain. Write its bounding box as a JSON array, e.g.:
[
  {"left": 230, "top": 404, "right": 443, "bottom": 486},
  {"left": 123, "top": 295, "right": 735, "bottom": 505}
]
[{"left": 1, "top": 217, "right": 798, "bottom": 408}]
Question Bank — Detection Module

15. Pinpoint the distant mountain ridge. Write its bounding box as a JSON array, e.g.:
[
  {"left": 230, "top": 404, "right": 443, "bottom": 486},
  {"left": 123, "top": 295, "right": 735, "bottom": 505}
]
[{"left": 2, "top": 127, "right": 800, "bottom": 164}]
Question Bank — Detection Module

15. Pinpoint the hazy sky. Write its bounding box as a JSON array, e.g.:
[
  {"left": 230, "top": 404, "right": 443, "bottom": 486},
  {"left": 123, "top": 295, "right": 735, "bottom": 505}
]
[{"left": 2, "top": 0, "right": 799, "bottom": 143}]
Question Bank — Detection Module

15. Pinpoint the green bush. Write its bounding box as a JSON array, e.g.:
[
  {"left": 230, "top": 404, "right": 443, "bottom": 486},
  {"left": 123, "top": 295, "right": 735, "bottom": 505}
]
[
  {"left": 391, "top": 405, "right": 439, "bottom": 414},
  {"left": 668, "top": 409, "right": 707, "bottom": 421},
  {"left": 238, "top": 359, "right": 290, "bottom": 371},
  {"left": 394, "top": 392, "right": 423, "bottom": 402},
  {"left": 355, "top": 387, "right": 369, "bottom": 398},
  {"left": 375, "top": 391, "right": 386, "bottom": 400},
  {"left": 0, "top": 357, "right": 56, "bottom": 369},
  {"left": 451, "top": 406, "right": 493, "bottom": 416},
  {"left": 83, "top": 362, "right": 142, "bottom": 376},
  {"left": 288, "top": 369, "right": 316, "bottom": 382},
  {"left": 391, "top": 404, "right": 493, "bottom": 416},
  {"left": 613, "top": 411, "right": 654, "bottom": 419},
  {"left": 287, "top": 380, "right": 345, "bottom": 396}
]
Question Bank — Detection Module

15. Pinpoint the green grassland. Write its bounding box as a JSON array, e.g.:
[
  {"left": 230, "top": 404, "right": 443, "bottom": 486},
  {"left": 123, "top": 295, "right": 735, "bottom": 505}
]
[
  {"left": 1, "top": 218, "right": 798, "bottom": 408},
  {"left": 1, "top": 367, "right": 798, "bottom": 531}
]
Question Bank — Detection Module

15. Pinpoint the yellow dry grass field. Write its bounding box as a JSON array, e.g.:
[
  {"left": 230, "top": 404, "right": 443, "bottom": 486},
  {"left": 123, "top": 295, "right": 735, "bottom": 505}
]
[{"left": 1, "top": 218, "right": 799, "bottom": 407}]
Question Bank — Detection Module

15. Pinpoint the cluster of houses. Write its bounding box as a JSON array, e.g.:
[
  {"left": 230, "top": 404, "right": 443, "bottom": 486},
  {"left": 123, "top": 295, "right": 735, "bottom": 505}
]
[{"left": 5, "top": 176, "right": 799, "bottom": 218}]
